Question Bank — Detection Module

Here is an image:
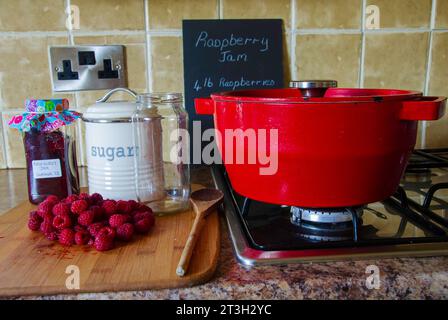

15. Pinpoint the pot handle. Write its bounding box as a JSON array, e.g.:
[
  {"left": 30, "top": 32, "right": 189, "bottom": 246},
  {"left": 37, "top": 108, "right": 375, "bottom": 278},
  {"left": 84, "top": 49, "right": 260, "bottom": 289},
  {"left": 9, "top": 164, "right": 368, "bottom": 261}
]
[
  {"left": 400, "top": 96, "right": 446, "bottom": 120},
  {"left": 195, "top": 98, "right": 214, "bottom": 115}
]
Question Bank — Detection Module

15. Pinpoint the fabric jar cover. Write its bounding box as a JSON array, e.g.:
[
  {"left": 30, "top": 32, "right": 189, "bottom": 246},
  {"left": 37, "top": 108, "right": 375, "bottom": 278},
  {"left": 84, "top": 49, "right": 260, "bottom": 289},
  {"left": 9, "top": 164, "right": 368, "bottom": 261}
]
[{"left": 8, "top": 99, "right": 80, "bottom": 132}]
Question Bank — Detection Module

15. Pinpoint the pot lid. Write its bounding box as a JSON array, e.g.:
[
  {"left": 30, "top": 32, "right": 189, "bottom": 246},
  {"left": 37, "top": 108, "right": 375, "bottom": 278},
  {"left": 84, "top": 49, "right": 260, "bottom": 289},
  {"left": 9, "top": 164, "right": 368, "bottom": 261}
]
[
  {"left": 211, "top": 88, "right": 423, "bottom": 104},
  {"left": 83, "top": 88, "right": 138, "bottom": 121}
]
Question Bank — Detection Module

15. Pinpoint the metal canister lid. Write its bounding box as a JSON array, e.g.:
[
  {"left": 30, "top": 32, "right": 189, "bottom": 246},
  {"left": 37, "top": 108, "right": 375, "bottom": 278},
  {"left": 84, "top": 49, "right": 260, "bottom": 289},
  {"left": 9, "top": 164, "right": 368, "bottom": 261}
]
[
  {"left": 82, "top": 88, "right": 138, "bottom": 123},
  {"left": 289, "top": 80, "right": 338, "bottom": 89}
]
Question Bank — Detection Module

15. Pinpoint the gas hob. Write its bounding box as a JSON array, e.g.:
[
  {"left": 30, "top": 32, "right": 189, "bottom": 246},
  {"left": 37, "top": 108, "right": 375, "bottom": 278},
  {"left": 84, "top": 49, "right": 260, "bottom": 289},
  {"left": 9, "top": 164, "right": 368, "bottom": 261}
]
[{"left": 212, "top": 148, "right": 448, "bottom": 266}]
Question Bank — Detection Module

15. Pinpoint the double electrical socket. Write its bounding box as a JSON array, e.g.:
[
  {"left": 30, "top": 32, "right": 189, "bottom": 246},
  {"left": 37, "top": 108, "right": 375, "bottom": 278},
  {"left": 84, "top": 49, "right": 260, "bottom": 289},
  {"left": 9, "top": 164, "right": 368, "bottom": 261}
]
[{"left": 49, "top": 45, "right": 127, "bottom": 92}]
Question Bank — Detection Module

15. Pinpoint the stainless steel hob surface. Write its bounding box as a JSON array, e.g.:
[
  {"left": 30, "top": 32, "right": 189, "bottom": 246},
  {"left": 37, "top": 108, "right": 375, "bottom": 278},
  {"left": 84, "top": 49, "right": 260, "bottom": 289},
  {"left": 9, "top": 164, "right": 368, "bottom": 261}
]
[{"left": 212, "top": 149, "right": 448, "bottom": 266}]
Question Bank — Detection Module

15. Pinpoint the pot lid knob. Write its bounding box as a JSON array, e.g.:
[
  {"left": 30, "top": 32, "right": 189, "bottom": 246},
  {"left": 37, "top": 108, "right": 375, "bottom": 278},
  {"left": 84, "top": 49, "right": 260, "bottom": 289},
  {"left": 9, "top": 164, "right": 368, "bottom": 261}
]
[{"left": 289, "top": 80, "right": 337, "bottom": 98}]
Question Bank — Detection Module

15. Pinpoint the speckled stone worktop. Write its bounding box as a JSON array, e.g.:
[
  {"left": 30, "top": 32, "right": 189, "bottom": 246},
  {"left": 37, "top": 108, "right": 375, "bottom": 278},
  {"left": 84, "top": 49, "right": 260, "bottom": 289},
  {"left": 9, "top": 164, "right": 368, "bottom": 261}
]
[{"left": 1, "top": 167, "right": 448, "bottom": 300}]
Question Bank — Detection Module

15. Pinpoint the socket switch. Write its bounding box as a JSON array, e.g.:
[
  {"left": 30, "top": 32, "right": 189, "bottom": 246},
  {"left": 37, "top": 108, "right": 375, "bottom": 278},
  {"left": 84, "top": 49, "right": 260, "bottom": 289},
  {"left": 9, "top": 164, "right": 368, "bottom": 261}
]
[{"left": 49, "top": 45, "right": 127, "bottom": 92}]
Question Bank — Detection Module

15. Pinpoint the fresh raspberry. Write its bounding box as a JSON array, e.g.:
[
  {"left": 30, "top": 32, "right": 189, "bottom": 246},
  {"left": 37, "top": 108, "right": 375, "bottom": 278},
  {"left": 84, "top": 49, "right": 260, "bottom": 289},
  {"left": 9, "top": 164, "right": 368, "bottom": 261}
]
[
  {"left": 71, "top": 200, "right": 88, "bottom": 214},
  {"left": 116, "top": 223, "right": 134, "bottom": 242},
  {"left": 136, "top": 203, "right": 152, "bottom": 213},
  {"left": 94, "top": 234, "right": 114, "bottom": 251},
  {"left": 45, "top": 231, "right": 59, "bottom": 241},
  {"left": 28, "top": 216, "right": 42, "bottom": 231},
  {"left": 109, "top": 214, "right": 129, "bottom": 228},
  {"left": 45, "top": 195, "right": 59, "bottom": 204},
  {"left": 75, "top": 230, "right": 90, "bottom": 245},
  {"left": 64, "top": 194, "right": 78, "bottom": 204},
  {"left": 96, "top": 226, "right": 116, "bottom": 240},
  {"left": 78, "top": 210, "right": 94, "bottom": 226},
  {"left": 52, "top": 202, "right": 70, "bottom": 216},
  {"left": 90, "top": 205, "right": 104, "bottom": 221},
  {"left": 40, "top": 211, "right": 54, "bottom": 222},
  {"left": 59, "top": 229, "right": 75, "bottom": 246},
  {"left": 116, "top": 200, "right": 132, "bottom": 214},
  {"left": 134, "top": 216, "right": 155, "bottom": 234},
  {"left": 79, "top": 192, "right": 89, "bottom": 199},
  {"left": 78, "top": 192, "right": 91, "bottom": 204},
  {"left": 87, "top": 238, "right": 94, "bottom": 246},
  {"left": 90, "top": 193, "right": 103, "bottom": 205},
  {"left": 52, "top": 214, "right": 72, "bottom": 230},
  {"left": 88, "top": 222, "right": 105, "bottom": 237},
  {"left": 74, "top": 225, "right": 86, "bottom": 232},
  {"left": 129, "top": 210, "right": 139, "bottom": 217},
  {"left": 39, "top": 220, "right": 54, "bottom": 234},
  {"left": 102, "top": 200, "right": 117, "bottom": 216},
  {"left": 37, "top": 201, "right": 54, "bottom": 218},
  {"left": 29, "top": 210, "right": 39, "bottom": 219},
  {"left": 127, "top": 200, "right": 138, "bottom": 211},
  {"left": 133, "top": 211, "right": 153, "bottom": 223}
]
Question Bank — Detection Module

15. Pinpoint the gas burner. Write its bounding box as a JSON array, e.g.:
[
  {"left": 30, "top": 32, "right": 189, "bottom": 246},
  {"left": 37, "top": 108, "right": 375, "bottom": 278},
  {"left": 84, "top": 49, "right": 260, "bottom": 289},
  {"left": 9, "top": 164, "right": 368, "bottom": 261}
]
[
  {"left": 290, "top": 206, "right": 363, "bottom": 224},
  {"left": 290, "top": 207, "right": 364, "bottom": 242},
  {"left": 297, "top": 232, "right": 351, "bottom": 242},
  {"left": 294, "top": 220, "right": 355, "bottom": 242}
]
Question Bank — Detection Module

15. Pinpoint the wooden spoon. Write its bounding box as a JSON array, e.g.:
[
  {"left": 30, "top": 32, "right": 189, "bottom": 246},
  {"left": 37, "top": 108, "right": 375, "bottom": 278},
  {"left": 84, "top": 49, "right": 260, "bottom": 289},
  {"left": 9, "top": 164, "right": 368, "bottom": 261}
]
[{"left": 176, "top": 188, "right": 224, "bottom": 277}]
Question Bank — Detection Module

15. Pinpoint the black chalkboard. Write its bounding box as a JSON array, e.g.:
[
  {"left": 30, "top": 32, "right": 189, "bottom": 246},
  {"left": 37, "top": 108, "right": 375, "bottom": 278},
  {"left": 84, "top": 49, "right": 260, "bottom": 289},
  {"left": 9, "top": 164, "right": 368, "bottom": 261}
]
[{"left": 182, "top": 19, "right": 284, "bottom": 138}]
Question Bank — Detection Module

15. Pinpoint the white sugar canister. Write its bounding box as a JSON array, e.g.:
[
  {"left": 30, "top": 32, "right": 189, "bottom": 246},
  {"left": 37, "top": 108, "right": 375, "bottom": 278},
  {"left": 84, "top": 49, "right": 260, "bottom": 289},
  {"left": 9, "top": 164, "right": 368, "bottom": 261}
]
[{"left": 82, "top": 88, "right": 165, "bottom": 201}]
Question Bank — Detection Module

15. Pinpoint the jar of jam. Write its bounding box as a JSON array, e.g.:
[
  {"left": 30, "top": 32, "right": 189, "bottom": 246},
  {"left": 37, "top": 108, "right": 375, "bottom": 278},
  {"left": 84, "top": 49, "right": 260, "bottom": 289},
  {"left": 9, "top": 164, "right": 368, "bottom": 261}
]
[{"left": 9, "top": 99, "right": 81, "bottom": 204}]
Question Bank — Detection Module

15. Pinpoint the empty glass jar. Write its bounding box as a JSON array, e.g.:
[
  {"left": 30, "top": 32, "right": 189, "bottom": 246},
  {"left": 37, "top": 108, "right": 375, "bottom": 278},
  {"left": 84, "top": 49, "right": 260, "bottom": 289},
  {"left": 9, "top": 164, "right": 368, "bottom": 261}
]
[{"left": 132, "top": 93, "right": 190, "bottom": 215}]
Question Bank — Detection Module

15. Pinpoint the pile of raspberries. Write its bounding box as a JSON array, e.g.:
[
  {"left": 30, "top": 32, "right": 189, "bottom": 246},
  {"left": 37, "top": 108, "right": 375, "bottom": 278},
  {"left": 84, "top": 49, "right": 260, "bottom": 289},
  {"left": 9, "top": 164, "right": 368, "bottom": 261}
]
[{"left": 27, "top": 193, "right": 155, "bottom": 251}]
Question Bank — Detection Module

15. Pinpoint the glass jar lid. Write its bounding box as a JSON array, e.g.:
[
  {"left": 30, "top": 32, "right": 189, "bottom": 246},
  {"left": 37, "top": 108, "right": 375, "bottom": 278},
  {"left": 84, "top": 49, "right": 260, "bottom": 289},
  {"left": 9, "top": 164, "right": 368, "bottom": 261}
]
[{"left": 137, "top": 93, "right": 183, "bottom": 104}]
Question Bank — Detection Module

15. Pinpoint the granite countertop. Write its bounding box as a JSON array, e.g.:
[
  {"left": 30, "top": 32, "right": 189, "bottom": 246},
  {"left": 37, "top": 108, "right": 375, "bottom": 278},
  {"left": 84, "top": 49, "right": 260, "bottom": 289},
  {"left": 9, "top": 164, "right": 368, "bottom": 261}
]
[{"left": 1, "top": 167, "right": 448, "bottom": 300}]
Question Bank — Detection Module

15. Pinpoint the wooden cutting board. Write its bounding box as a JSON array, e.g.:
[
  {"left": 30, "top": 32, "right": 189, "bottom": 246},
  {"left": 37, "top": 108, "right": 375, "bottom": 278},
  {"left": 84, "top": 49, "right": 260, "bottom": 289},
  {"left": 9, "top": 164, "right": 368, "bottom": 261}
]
[{"left": 0, "top": 184, "right": 220, "bottom": 297}]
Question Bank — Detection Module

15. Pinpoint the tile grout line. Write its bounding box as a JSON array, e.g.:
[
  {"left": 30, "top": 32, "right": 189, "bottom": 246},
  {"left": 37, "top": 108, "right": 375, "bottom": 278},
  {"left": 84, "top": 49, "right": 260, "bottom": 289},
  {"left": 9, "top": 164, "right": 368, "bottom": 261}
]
[
  {"left": 147, "top": 30, "right": 182, "bottom": 36},
  {"left": 424, "top": 0, "right": 437, "bottom": 96},
  {"left": 359, "top": 0, "right": 367, "bottom": 88},
  {"left": 291, "top": 28, "right": 447, "bottom": 34},
  {"left": 0, "top": 30, "right": 147, "bottom": 37},
  {"left": 218, "top": 0, "right": 223, "bottom": 19},
  {"left": 0, "top": 31, "right": 70, "bottom": 37},
  {"left": 65, "top": 0, "right": 75, "bottom": 45},
  {"left": 65, "top": 0, "right": 85, "bottom": 166},
  {"left": 144, "top": 0, "right": 152, "bottom": 92},
  {"left": 363, "top": 27, "right": 437, "bottom": 33},
  {"left": 421, "top": 0, "right": 438, "bottom": 149},
  {"left": 290, "top": 0, "right": 297, "bottom": 81},
  {"left": 1, "top": 29, "right": 447, "bottom": 38}
]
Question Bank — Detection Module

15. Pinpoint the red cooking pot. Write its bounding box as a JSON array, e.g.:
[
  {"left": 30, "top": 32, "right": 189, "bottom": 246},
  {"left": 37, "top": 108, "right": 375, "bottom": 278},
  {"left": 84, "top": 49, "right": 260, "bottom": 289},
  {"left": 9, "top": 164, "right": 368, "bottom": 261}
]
[{"left": 195, "top": 81, "right": 446, "bottom": 208}]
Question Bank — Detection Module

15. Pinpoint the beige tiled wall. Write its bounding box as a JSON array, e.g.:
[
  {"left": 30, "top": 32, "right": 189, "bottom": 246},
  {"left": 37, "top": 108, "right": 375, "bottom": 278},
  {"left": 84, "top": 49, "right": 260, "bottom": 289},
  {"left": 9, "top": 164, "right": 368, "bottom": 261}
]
[
  {"left": 296, "top": 0, "right": 361, "bottom": 29},
  {"left": 0, "top": 0, "right": 448, "bottom": 169},
  {"left": 363, "top": 32, "right": 429, "bottom": 91},
  {"left": 295, "top": 34, "right": 362, "bottom": 87},
  {"left": 366, "top": 0, "right": 432, "bottom": 28}
]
